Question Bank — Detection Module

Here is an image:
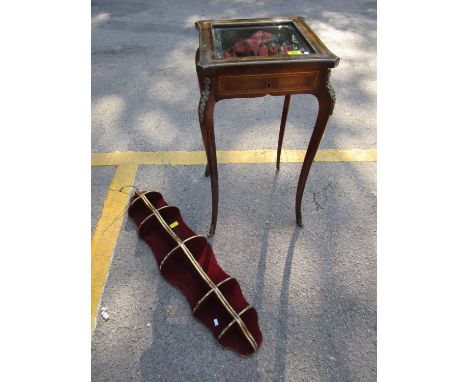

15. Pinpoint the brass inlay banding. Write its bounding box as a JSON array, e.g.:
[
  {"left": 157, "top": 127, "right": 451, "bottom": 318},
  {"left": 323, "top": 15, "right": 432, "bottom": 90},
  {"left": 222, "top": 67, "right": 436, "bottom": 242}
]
[
  {"left": 192, "top": 277, "right": 233, "bottom": 313},
  {"left": 138, "top": 205, "right": 175, "bottom": 233},
  {"left": 217, "top": 305, "right": 253, "bottom": 341},
  {"left": 136, "top": 190, "right": 258, "bottom": 351},
  {"left": 159, "top": 235, "right": 205, "bottom": 271}
]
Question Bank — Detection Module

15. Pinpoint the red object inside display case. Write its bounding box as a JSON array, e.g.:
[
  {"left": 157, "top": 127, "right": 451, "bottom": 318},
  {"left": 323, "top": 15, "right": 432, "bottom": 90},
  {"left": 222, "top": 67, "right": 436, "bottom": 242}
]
[{"left": 212, "top": 22, "right": 314, "bottom": 59}]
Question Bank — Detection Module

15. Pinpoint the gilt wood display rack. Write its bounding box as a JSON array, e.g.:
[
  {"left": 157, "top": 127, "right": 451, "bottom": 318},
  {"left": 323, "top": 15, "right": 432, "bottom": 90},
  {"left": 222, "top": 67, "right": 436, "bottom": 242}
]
[
  {"left": 195, "top": 17, "right": 340, "bottom": 235},
  {"left": 128, "top": 189, "right": 262, "bottom": 356}
]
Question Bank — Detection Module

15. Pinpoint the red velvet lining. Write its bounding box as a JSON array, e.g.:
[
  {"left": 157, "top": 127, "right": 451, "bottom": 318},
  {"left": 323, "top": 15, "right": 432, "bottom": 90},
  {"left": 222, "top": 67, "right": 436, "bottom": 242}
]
[{"left": 128, "top": 191, "right": 262, "bottom": 356}]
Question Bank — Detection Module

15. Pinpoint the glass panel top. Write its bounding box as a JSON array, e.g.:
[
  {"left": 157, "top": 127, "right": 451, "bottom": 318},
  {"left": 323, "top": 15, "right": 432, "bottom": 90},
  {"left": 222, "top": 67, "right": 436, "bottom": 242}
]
[{"left": 212, "top": 22, "right": 314, "bottom": 59}]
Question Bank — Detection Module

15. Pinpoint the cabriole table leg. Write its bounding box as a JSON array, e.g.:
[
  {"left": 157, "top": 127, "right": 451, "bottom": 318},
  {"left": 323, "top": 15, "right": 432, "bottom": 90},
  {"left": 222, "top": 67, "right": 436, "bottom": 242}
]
[
  {"left": 295, "top": 71, "right": 335, "bottom": 226},
  {"left": 197, "top": 73, "right": 211, "bottom": 177},
  {"left": 276, "top": 95, "right": 291, "bottom": 171},
  {"left": 199, "top": 77, "right": 219, "bottom": 236}
]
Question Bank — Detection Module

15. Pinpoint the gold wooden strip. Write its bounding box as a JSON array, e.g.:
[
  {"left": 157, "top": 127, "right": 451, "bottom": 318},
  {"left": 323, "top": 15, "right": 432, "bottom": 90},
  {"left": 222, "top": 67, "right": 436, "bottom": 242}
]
[
  {"left": 137, "top": 205, "right": 175, "bottom": 232},
  {"left": 159, "top": 235, "right": 205, "bottom": 271},
  {"left": 129, "top": 191, "right": 157, "bottom": 208},
  {"left": 157, "top": 205, "right": 173, "bottom": 212},
  {"left": 192, "top": 277, "right": 233, "bottom": 314},
  {"left": 217, "top": 305, "right": 253, "bottom": 341},
  {"left": 137, "top": 191, "right": 258, "bottom": 351}
]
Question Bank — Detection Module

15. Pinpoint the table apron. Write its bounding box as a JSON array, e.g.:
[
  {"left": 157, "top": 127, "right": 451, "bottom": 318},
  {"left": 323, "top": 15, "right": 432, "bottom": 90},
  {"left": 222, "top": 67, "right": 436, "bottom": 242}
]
[{"left": 217, "top": 71, "right": 318, "bottom": 98}]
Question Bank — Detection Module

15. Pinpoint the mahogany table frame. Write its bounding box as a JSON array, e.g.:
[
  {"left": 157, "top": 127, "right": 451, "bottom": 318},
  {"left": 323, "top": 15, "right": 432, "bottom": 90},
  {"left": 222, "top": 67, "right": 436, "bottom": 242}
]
[{"left": 195, "top": 17, "right": 340, "bottom": 236}]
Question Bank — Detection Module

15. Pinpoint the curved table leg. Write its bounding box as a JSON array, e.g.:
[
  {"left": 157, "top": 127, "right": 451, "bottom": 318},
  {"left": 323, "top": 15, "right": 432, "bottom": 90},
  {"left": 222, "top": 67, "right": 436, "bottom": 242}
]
[
  {"left": 199, "top": 77, "right": 218, "bottom": 236},
  {"left": 198, "top": 75, "right": 211, "bottom": 177},
  {"left": 276, "top": 95, "right": 291, "bottom": 171},
  {"left": 295, "top": 74, "right": 335, "bottom": 226}
]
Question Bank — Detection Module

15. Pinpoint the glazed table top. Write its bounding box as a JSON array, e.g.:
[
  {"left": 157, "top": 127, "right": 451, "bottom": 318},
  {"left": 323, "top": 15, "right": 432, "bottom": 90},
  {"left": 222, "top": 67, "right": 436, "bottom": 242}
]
[{"left": 195, "top": 17, "right": 339, "bottom": 70}]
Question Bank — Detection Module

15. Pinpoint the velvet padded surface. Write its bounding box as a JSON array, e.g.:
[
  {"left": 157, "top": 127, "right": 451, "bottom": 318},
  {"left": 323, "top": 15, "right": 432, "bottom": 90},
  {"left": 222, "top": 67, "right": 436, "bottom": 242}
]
[{"left": 128, "top": 191, "right": 262, "bottom": 356}]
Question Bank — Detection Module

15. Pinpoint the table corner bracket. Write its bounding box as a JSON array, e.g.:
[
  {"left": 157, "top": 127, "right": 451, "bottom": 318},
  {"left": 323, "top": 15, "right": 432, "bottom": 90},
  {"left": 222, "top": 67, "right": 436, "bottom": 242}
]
[{"left": 198, "top": 77, "right": 212, "bottom": 125}]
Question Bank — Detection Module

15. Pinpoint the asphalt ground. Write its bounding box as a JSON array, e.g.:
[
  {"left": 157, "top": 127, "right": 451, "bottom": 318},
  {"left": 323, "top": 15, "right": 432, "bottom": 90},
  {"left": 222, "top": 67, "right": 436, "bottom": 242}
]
[{"left": 91, "top": 0, "right": 376, "bottom": 381}]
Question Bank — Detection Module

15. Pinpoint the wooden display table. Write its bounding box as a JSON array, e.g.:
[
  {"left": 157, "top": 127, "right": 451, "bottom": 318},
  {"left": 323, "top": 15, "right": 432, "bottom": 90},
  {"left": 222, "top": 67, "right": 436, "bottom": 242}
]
[{"left": 195, "top": 17, "right": 340, "bottom": 235}]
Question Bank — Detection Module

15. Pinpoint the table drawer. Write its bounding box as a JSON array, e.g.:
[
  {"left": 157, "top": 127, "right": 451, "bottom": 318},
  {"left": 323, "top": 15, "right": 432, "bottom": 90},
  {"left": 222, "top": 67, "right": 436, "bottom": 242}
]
[{"left": 218, "top": 72, "right": 318, "bottom": 96}]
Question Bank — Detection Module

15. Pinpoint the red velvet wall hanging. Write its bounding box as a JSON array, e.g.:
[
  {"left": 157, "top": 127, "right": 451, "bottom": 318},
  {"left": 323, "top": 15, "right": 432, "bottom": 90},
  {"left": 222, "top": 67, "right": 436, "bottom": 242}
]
[{"left": 127, "top": 189, "right": 262, "bottom": 356}]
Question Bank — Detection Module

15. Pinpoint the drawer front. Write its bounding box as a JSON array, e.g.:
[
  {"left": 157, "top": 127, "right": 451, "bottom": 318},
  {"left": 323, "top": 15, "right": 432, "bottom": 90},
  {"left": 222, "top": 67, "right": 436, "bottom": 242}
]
[{"left": 218, "top": 72, "right": 318, "bottom": 96}]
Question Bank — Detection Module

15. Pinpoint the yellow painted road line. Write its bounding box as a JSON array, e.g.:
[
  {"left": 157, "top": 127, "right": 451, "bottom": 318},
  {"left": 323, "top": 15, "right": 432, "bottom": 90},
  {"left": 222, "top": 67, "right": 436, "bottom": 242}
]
[
  {"left": 90, "top": 148, "right": 376, "bottom": 329},
  {"left": 91, "top": 149, "right": 376, "bottom": 167},
  {"left": 91, "top": 163, "right": 138, "bottom": 331}
]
